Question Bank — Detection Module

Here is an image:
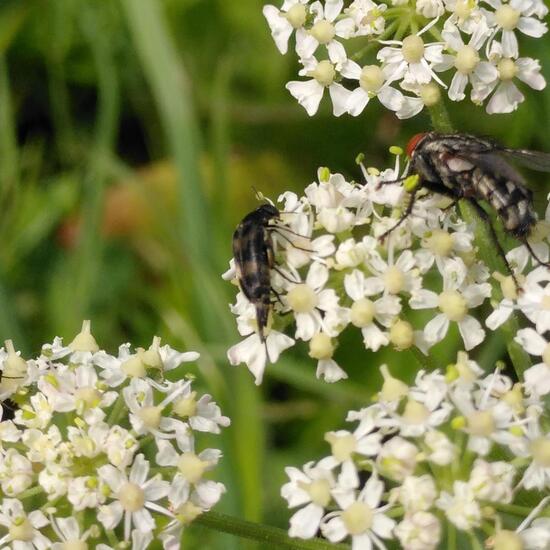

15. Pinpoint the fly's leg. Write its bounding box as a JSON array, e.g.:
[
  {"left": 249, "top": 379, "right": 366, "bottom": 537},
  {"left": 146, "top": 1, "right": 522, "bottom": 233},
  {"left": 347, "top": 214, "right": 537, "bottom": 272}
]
[
  {"left": 379, "top": 189, "right": 418, "bottom": 243},
  {"left": 467, "top": 199, "right": 520, "bottom": 289},
  {"left": 523, "top": 240, "right": 550, "bottom": 269}
]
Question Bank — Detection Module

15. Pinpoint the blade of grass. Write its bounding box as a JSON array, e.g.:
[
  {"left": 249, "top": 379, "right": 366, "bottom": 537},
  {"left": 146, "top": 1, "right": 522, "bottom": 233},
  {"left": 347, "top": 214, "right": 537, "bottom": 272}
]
[
  {"left": 121, "top": 1, "right": 265, "bottom": 536},
  {"left": 0, "top": 56, "right": 19, "bottom": 203},
  {"left": 54, "top": 3, "right": 120, "bottom": 336}
]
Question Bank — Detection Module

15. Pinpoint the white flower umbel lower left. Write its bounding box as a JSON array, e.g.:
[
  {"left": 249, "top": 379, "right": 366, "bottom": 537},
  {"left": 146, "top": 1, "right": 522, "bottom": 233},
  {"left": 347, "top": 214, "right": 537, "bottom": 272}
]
[{"left": 0, "top": 321, "right": 230, "bottom": 549}]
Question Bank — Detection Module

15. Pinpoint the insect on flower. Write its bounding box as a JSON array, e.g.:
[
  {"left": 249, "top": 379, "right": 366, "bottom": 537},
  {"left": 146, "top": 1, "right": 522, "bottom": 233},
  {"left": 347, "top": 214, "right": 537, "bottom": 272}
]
[
  {"left": 380, "top": 132, "right": 550, "bottom": 277},
  {"left": 232, "top": 198, "right": 309, "bottom": 343}
]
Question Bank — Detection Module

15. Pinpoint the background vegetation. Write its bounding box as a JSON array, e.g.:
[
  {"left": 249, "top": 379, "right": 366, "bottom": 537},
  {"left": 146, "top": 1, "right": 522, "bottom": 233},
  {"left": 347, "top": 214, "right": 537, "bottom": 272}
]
[{"left": 1, "top": 0, "right": 549, "bottom": 547}]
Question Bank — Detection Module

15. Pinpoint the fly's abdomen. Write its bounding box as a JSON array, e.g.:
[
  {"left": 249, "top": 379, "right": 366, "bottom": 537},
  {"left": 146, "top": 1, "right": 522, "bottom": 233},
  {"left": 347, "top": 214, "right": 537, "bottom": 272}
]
[{"left": 473, "top": 168, "right": 537, "bottom": 238}]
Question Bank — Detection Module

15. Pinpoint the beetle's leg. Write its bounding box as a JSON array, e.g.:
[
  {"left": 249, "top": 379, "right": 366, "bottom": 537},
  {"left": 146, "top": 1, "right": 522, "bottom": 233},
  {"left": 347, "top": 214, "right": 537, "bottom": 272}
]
[
  {"left": 378, "top": 188, "right": 419, "bottom": 243},
  {"left": 467, "top": 199, "right": 520, "bottom": 289},
  {"left": 271, "top": 229, "right": 314, "bottom": 253},
  {"left": 268, "top": 225, "right": 311, "bottom": 239},
  {"left": 273, "top": 266, "right": 301, "bottom": 284}
]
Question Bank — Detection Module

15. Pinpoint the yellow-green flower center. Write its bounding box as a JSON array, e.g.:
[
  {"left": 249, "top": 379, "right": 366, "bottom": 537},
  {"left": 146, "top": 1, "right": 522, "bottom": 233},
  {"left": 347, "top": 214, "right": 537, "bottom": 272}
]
[
  {"left": 530, "top": 437, "right": 550, "bottom": 467},
  {"left": 467, "top": 410, "right": 495, "bottom": 436},
  {"left": 341, "top": 502, "right": 373, "bottom": 535},
  {"left": 138, "top": 406, "right": 162, "bottom": 429},
  {"left": 455, "top": 45, "right": 480, "bottom": 74},
  {"left": 173, "top": 393, "right": 198, "bottom": 418},
  {"left": 300, "top": 478, "right": 332, "bottom": 507},
  {"left": 438, "top": 290, "right": 467, "bottom": 322},
  {"left": 384, "top": 266, "right": 406, "bottom": 294},
  {"left": 497, "top": 58, "right": 518, "bottom": 81},
  {"left": 287, "top": 284, "right": 318, "bottom": 313},
  {"left": 309, "top": 333, "right": 334, "bottom": 360},
  {"left": 10, "top": 517, "right": 34, "bottom": 542},
  {"left": 310, "top": 20, "right": 335, "bottom": 44},
  {"left": 286, "top": 4, "right": 307, "bottom": 28},
  {"left": 118, "top": 482, "right": 145, "bottom": 512},
  {"left": 350, "top": 298, "right": 376, "bottom": 327},
  {"left": 359, "top": 65, "right": 384, "bottom": 92},
  {"left": 495, "top": 5, "right": 520, "bottom": 30},
  {"left": 390, "top": 319, "right": 414, "bottom": 350},
  {"left": 402, "top": 35, "right": 425, "bottom": 63},
  {"left": 178, "top": 452, "right": 208, "bottom": 483},
  {"left": 309, "top": 60, "right": 336, "bottom": 86},
  {"left": 325, "top": 433, "right": 357, "bottom": 462}
]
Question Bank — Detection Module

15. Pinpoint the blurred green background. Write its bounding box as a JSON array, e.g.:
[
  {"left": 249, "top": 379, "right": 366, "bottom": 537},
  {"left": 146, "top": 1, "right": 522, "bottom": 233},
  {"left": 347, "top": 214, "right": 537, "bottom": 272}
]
[{"left": 1, "top": 0, "right": 549, "bottom": 547}]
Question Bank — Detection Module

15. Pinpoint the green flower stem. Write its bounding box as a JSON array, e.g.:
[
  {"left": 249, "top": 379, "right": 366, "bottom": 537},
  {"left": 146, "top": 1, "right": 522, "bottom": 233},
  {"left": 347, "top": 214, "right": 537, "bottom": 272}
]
[
  {"left": 492, "top": 502, "right": 540, "bottom": 516},
  {"left": 106, "top": 393, "right": 126, "bottom": 427},
  {"left": 194, "top": 511, "right": 350, "bottom": 550},
  {"left": 468, "top": 531, "right": 484, "bottom": 550},
  {"left": 447, "top": 522, "right": 457, "bottom": 550},
  {"left": 351, "top": 21, "right": 399, "bottom": 61},
  {"left": 427, "top": 102, "right": 531, "bottom": 379}
]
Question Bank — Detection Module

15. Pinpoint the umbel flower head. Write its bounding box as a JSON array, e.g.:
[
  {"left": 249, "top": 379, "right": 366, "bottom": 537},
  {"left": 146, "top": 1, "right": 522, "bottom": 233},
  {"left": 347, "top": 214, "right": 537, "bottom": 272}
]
[
  {"left": 224, "top": 154, "right": 550, "bottom": 386},
  {"left": 0, "top": 321, "right": 229, "bottom": 549},
  {"left": 281, "top": 360, "right": 550, "bottom": 549},
  {"left": 263, "top": 0, "right": 547, "bottom": 117}
]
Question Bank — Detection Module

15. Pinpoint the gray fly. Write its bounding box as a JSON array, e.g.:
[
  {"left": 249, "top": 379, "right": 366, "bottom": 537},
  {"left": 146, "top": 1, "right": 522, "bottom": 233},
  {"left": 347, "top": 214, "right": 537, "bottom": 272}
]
[{"left": 381, "top": 132, "right": 550, "bottom": 276}]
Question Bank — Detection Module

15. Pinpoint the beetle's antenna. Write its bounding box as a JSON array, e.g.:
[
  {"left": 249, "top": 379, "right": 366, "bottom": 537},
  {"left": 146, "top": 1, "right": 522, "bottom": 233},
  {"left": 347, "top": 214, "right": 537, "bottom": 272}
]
[{"left": 251, "top": 186, "right": 275, "bottom": 207}]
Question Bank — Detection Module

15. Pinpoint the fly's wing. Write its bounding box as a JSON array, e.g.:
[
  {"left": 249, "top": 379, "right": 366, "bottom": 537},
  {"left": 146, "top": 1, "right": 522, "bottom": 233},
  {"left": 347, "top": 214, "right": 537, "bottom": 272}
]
[
  {"left": 499, "top": 148, "right": 550, "bottom": 172},
  {"left": 464, "top": 151, "right": 527, "bottom": 185}
]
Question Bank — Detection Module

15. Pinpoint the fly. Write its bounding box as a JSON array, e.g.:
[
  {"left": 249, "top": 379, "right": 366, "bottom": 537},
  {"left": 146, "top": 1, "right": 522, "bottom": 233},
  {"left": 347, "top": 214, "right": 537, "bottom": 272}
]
[{"left": 380, "top": 132, "right": 550, "bottom": 276}]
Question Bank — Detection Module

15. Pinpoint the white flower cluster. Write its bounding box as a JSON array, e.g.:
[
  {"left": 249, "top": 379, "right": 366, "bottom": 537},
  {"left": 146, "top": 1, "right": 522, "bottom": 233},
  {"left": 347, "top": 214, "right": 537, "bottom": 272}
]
[
  {"left": 0, "top": 321, "right": 229, "bottom": 549},
  {"left": 225, "top": 155, "right": 550, "bottom": 385},
  {"left": 281, "top": 359, "right": 550, "bottom": 549},
  {"left": 263, "top": 0, "right": 547, "bottom": 117}
]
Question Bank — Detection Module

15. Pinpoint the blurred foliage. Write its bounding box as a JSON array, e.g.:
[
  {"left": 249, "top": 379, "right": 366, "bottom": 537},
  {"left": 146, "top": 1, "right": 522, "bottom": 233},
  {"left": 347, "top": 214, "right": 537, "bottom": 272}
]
[{"left": 1, "top": 0, "right": 549, "bottom": 547}]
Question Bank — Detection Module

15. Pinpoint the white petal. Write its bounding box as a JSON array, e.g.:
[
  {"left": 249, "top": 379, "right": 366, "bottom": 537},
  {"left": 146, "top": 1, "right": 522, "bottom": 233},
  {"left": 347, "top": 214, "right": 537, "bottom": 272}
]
[
  {"left": 517, "top": 16, "right": 547, "bottom": 37},
  {"left": 325, "top": 0, "right": 344, "bottom": 21},
  {"left": 396, "top": 96, "right": 424, "bottom": 119},
  {"left": 500, "top": 29, "right": 518, "bottom": 58},
  {"left": 424, "top": 314, "right": 449, "bottom": 345},
  {"left": 347, "top": 87, "right": 370, "bottom": 116},
  {"left": 372, "top": 513, "right": 397, "bottom": 538},
  {"left": 486, "top": 301, "right": 514, "bottom": 330},
  {"left": 442, "top": 21, "right": 464, "bottom": 51},
  {"left": 409, "top": 289, "right": 439, "bottom": 309},
  {"left": 289, "top": 503, "right": 324, "bottom": 539},
  {"left": 448, "top": 72, "right": 468, "bottom": 101},
  {"left": 524, "top": 363, "right": 550, "bottom": 396},
  {"left": 486, "top": 82, "right": 524, "bottom": 114},
  {"left": 316, "top": 358, "right": 348, "bottom": 382},
  {"left": 473, "top": 62, "right": 499, "bottom": 84},
  {"left": 515, "top": 328, "right": 547, "bottom": 355},
  {"left": 296, "top": 33, "right": 319, "bottom": 59},
  {"left": 327, "top": 41, "right": 347, "bottom": 64},
  {"left": 458, "top": 316, "right": 485, "bottom": 350},
  {"left": 329, "top": 83, "right": 352, "bottom": 117},
  {"left": 377, "top": 86, "right": 404, "bottom": 111},
  {"left": 516, "top": 57, "right": 546, "bottom": 90},
  {"left": 361, "top": 325, "right": 389, "bottom": 352},
  {"left": 286, "top": 79, "right": 324, "bottom": 116},
  {"left": 344, "top": 270, "right": 367, "bottom": 301},
  {"left": 263, "top": 6, "right": 293, "bottom": 54}
]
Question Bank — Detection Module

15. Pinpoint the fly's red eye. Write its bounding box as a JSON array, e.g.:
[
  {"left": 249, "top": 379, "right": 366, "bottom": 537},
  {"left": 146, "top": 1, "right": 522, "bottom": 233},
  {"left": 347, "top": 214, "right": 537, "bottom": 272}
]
[{"left": 406, "top": 133, "right": 427, "bottom": 158}]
